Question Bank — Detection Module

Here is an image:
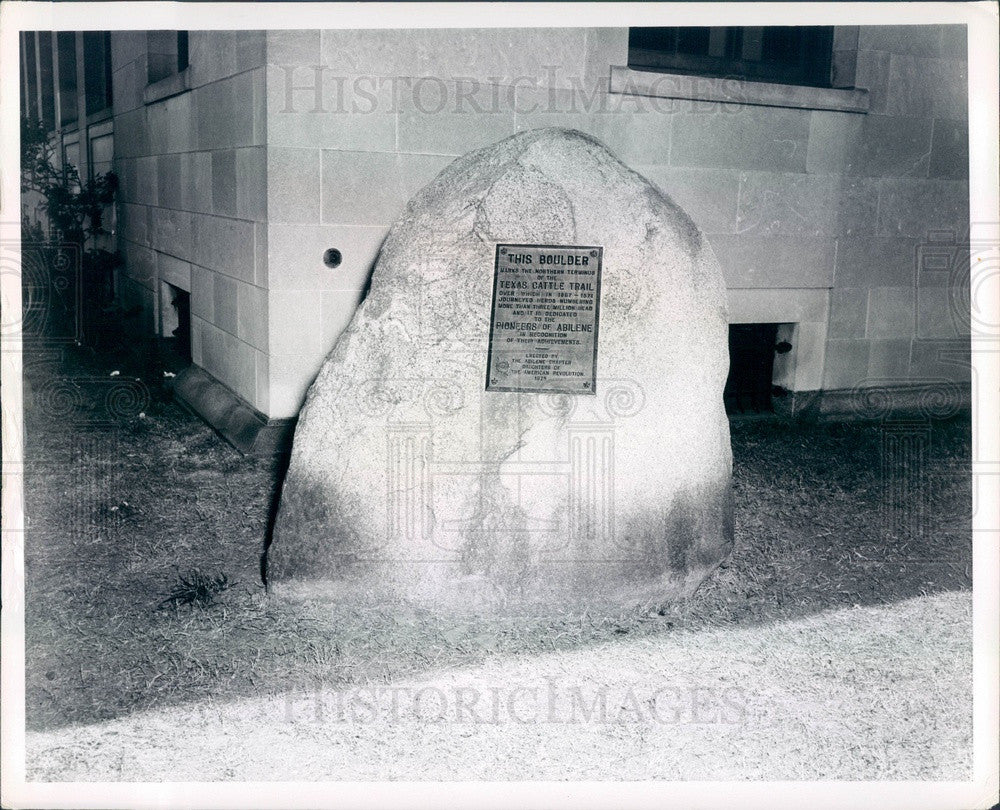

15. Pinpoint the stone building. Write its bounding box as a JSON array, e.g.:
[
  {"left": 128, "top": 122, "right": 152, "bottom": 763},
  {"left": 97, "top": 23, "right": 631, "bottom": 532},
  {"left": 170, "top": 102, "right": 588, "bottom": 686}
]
[{"left": 20, "top": 26, "right": 971, "bottom": 450}]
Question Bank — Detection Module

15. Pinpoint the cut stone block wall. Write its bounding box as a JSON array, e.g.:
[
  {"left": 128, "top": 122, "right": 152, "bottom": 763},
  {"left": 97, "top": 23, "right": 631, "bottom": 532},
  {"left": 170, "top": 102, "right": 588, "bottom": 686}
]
[
  {"left": 109, "top": 25, "right": 970, "bottom": 421},
  {"left": 259, "top": 25, "right": 969, "bottom": 419},
  {"left": 112, "top": 31, "right": 269, "bottom": 412}
]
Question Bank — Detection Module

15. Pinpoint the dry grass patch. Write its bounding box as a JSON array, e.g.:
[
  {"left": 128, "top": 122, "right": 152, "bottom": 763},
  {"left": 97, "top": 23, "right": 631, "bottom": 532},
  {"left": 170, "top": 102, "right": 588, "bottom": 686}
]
[
  {"left": 26, "top": 591, "right": 972, "bottom": 781},
  {"left": 23, "top": 343, "right": 972, "bottom": 745}
]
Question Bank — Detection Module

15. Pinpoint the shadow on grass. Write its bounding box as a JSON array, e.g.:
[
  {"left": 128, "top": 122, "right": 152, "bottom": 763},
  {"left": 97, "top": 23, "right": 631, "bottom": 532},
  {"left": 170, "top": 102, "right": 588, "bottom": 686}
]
[{"left": 22, "top": 342, "right": 972, "bottom": 732}]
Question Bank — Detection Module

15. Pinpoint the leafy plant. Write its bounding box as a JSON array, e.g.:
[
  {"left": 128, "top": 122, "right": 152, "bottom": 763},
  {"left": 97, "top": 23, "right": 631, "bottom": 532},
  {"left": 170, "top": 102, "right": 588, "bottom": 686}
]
[
  {"left": 21, "top": 115, "right": 122, "bottom": 324},
  {"left": 158, "top": 570, "right": 234, "bottom": 610}
]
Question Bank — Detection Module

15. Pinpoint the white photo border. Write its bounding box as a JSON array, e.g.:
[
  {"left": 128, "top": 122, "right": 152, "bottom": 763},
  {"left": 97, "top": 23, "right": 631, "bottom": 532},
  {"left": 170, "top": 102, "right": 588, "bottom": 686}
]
[{"left": 1, "top": 3, "right": 997, "bottom": 808}]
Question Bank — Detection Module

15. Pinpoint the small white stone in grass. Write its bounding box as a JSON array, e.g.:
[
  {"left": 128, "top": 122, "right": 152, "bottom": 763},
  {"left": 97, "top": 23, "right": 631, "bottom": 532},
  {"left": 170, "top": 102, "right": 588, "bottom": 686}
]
[
  {"left": 110, "top": 370, "right": 120, "bottom": 377},
  {"left": 139, "top": 412, "right": 146, "bottom": 419}
]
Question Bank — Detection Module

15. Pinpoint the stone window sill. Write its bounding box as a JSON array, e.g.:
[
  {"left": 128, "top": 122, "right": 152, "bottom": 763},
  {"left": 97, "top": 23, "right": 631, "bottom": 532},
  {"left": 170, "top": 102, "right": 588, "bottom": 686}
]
[
  {"left": 609, "top": 65, "right": 870, "bottom": 114},
  {"left": 86, "top": 108, "right": 113, "bottom": 126},
  {"left": 144, "top": 67, "right": 192, "bottom": 105}
]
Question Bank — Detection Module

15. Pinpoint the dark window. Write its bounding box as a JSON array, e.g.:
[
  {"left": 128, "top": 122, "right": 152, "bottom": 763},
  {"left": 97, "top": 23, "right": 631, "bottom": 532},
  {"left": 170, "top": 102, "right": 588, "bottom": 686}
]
[
  {"left": 629, "top": 26, "right": 835, "bottom": 88},
  {"left": 177, "top": 31, "right": 189, "bottom": 72},
  {"left": 38, "top": 32, "right": 55, "bottom": 131},
  {"left": 23, "top": 33, "right": 38, "bottom": 121},
  {"left": 19, "top": 35, "right": 26, "bottom": 118},
  {"left": 104, "top": 32, "right": 113, "bottom": 109},
  {"left": 83, "top": 31, "right": 112, "bottom": 116},
  {"left": 57, "top": 32, "right": 78, "bottom": 127}
]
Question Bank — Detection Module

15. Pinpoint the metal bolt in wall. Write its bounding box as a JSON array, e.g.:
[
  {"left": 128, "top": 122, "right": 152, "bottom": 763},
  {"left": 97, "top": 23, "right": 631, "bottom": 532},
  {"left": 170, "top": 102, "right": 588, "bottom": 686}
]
[{"left": 323, "top": 249, "right": 342, "bottom": 269}]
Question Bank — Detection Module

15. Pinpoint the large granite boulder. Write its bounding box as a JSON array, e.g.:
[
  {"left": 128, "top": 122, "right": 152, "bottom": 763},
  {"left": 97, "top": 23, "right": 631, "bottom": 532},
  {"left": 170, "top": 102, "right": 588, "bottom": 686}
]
[{"left": 267, "top": 128, "right": 733, "bottom": 615}]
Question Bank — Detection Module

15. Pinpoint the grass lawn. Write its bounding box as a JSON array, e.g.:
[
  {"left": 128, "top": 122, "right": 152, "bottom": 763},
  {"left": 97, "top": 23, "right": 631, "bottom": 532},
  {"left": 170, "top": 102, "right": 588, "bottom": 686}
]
[
  {"left": 26, "top": 592, "right": 972, "bottom": 781},
  {"left": 21, "top": 339, "right": 973, "bottom": 779}
]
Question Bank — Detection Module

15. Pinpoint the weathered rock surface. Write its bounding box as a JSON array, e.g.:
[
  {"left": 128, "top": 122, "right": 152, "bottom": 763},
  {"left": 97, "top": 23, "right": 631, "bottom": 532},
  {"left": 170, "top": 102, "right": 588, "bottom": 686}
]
[{"left": 267, "top": 128, "right": 733, "bottom": 615}]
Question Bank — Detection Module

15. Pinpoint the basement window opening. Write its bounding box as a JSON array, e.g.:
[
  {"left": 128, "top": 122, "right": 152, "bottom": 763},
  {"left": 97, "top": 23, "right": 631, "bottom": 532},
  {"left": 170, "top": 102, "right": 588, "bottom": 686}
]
[
  {"left": 725, "top": 323, "right": 793, "bottom": 415},
  {"left": 160, "top": 282, "right": 191, "bottom": 369}
]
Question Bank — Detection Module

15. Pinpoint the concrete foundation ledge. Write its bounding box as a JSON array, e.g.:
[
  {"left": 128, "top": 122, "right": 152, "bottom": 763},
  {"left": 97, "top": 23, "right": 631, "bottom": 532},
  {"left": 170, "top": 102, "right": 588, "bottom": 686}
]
[
  {"left": 795, "top": 381, "right": 972, "bottom": 421},
  {"left": 172, "top": 365, "right": 296, "bottom": 456}
]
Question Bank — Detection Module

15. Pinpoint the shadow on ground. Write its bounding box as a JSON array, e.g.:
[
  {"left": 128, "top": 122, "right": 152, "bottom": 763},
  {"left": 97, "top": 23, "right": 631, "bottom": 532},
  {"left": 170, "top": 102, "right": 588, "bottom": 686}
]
[{"left": 22, "top": 340, "right": 972, "bottom": 732}]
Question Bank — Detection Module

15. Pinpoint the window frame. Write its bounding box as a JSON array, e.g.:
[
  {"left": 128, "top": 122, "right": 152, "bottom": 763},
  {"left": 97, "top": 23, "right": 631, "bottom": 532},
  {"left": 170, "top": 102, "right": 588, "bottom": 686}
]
[{"left": 146, "top": 30, "right": 190, "bottom": 86}]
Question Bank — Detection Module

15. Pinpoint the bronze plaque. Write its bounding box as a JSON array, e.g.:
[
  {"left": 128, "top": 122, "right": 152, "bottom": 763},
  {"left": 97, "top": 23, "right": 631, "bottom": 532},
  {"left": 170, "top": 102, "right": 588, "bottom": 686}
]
[{"left": 485, "top": 244, "right": 603, "bottom": 395}]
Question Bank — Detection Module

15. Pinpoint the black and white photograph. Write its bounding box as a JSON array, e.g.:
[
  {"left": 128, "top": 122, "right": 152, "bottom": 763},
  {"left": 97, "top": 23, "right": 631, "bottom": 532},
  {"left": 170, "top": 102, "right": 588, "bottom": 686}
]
[{"left": 1, "top": 2, "right": 998, "bottom": 807}]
